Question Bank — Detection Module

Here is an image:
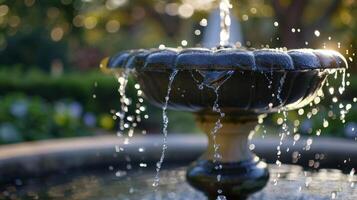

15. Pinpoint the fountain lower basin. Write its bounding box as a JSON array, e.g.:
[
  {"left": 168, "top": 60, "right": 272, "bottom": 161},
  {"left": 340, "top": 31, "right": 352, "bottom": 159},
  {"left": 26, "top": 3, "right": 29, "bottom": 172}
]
[
  {"left": 2, "top": 166, "right": 356, "bottom": 200},
  {"left": 0, "top": 135, "right": 356, "bottom": 200}
]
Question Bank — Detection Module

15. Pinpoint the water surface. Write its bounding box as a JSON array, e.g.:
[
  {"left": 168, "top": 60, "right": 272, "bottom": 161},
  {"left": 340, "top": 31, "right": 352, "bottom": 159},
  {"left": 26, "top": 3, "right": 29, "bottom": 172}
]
[{"left": 1, "top": 165, "right": 355, "bottom": 200}]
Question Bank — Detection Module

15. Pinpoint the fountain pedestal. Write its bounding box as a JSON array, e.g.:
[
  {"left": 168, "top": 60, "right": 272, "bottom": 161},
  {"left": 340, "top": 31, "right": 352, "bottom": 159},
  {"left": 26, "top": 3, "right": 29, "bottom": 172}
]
[{"left": 187, "top": 115, "right": 269, "bottom": 200}]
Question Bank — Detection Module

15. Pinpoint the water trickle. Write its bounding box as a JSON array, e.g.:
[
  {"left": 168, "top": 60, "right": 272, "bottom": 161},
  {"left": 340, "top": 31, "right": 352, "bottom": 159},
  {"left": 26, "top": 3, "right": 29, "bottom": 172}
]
[
  {"left": 262, "top": 72, "right": 273, "bottom": 90},
  {"left": 324, "top": 68, "right": 349, "bottom": 126},
  {"left": 114, "top": 68, "right": 153, "bottom": 194},
  {"left": 114, "top": 69, "right": 131, "bottom": 136},
  {"left": 153, "top": 70, "right": 179, "bottom": 188},
  {"left": 274, "top": 73, "right": 289, "bottom": 184},
  {"left": 257, "top": 114, "right": 268, "bottom": 139},
  {"left": 219, "top": 0, "right": 232, "bottom": 46},
  {"left": 276, "top": 73, "right": 287, "bottom": 106},
  {"left": 338, "top": 69, "right": 347, "bottom": 95},
  {"left": 210, "top": 88, "right": 226, "bottom": 197},
  {"left": 193, "top": 69, "right": 234, "bottom": 198},
  {"left": 217, "top": 195, "right": 227, "bottom": 200}
]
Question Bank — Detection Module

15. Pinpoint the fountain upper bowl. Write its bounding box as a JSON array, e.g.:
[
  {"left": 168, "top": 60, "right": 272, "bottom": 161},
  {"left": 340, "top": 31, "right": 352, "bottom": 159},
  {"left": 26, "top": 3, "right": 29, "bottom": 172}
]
[{"left": 104, "top": 47, "right": 347, "bottom": 115}]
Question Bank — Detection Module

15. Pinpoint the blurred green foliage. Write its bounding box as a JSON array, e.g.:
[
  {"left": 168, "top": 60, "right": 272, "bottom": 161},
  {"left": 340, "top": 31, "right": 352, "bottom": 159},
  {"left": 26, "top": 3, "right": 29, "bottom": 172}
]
[
  {"left": 0, "top": 93, "right": 94, "bottom": 144},
  {"left": 0, "top": 68, "right": 197, "bottom": 143},
  {"left": 0, "top": 67, "right": 120, "bottom": 113},
  {"left": 0, "top": 0, "right": 355, "bottom": 71}
]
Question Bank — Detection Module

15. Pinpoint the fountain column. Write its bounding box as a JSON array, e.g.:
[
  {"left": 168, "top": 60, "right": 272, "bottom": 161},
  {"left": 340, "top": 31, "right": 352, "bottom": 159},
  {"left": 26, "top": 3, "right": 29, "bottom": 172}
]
[{"left": 186, "top": 115, "right": 269, "bottom": 200}]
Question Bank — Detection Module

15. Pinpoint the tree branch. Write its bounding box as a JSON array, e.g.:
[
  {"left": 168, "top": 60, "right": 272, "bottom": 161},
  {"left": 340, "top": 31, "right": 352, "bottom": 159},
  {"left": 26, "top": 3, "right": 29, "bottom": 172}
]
[
  {"left": 310, "top": 0, "right": 341, "bottom": 29},
  {"left": 271, "top": 0, "right": 284, "bottom": 19},
  {"left": 287, "top": 0, "right": 308, "bottom": 18}
]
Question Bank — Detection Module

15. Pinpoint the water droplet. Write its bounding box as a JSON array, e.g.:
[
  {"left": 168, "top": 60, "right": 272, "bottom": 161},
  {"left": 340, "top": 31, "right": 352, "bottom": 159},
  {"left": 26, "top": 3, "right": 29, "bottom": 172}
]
[
  {"left": 316, "top": 129, "right": 321, "bottom": 136},
  {"left": 139, "top": 163, "right": 147, "bottom": 168},
  {"left": 332, "top": 97, "right": 338, "bottom": 103},
  {"left": 323, "top": 119, "right": 329, "bottom": 128},
  {"left": 314, "top": 97, "right": 321, "bottom": 104},
  {"left": 115, "top": 170, "right": 127, "bottom": 177},
  {"left": 217, "top": 174, "right": 222, "bottom": 182},
  {"left": 298, "top": 109, "right": 304, "bottom": 115},
  {"left": 306, "top": 138, "right": 313, "bottom": 146},
  {"left": 217, "top": 195, "right": 227, "bottom": 200},
  {"left": 181, "top": 40, "right": 188, "bottom": 46},
  {"left": 277, "top": 118, "right": 284, "bottom": 125},
  {"left": 314, "top": 30, "right": 320, "bottom": 37},
  {"left": 152, "top": 182, "right": 159, "bottom": 187},
  {"left": 331, "top": 191, "right": 337, "bottom": 199},
  {"left": 329, "top": 87, "right": 335, "bottom": 95},
  {"left": 199, "top": 18, "right": 208, "bottom": 27}
]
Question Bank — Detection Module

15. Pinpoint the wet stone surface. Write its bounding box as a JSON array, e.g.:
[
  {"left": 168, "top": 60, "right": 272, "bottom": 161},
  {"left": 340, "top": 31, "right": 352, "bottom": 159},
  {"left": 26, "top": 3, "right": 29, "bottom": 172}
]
[
  {"left": 107, "top": 48, "right": 348, "bottom": 71},
  {"left": 1, "top": 165, "right": 355, "bottom": 200}
]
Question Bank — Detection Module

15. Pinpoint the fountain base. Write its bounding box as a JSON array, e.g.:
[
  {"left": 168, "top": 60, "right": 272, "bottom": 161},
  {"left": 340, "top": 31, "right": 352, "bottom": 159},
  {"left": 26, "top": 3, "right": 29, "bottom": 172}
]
[{"left": 186, "top": 115, "right": 269, "bottom": 200}]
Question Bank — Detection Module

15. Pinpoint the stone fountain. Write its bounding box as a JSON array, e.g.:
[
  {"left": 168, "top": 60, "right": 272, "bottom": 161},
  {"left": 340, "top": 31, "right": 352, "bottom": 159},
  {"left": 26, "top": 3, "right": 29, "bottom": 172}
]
[
  {"left": 101, "top": 47, "right": 347, "bottom": 199},
  {"left": 100, "top": 1, "right": 348, "bottom": 200}
]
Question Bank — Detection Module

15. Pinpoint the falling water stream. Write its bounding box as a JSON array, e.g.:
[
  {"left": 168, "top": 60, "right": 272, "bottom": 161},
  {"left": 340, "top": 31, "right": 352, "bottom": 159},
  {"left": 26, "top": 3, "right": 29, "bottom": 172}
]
[
  {"left": 197, "top": 70, "right": 235, "bottom": 199},
  {"left": 113, "top": 68, "right": 152, "bottom": 195},
  {"left": 274, "top": 73, "right": 288, "bottom": 185},
  {"left": 114, "top": 69, "right": 130, "bottom": 137},
  {"left": 153, "top": 70, "right": 179, "bottom": 188}
]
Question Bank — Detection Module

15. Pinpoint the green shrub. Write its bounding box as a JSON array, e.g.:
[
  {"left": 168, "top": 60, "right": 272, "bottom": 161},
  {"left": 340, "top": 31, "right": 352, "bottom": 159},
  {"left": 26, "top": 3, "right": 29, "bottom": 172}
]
[
  {"left": 0, "top": 68, "right": 198, "bottom": 143},
  {"left": 0, "top": 93, "right": 98, "bottom": 144}
]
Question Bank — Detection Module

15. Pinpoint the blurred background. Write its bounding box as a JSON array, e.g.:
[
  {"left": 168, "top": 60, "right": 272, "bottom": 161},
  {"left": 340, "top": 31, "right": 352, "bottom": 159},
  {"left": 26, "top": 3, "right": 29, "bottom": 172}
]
[{"left": 0, "top": 0, "right": 356, "bottom": 144}]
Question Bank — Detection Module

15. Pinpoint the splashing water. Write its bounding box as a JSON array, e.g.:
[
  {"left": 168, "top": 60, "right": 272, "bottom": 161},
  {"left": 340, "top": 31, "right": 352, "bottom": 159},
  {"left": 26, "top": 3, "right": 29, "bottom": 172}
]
[
  {"left": 274, "top": 73, "right": 288, "bottom": 185},
  {"left": 114, "top": 67, "right": 149, "bottom": 150},
  {"left": 219, "top": 0, "right": 232, "bottom": 46},
  {"left": 338, "top": 69, "right": 346, "bottom": 95},
  {"left": 349, "top": 168, "right": 356, "bottom": 188},
  {"left": 113, "top": 68, "right": 137, "bottom": 192},
  {"left": 153, "top": 70, "right": 179, "bottom": 188},
  {"left": 114, "top": 69, "right": 131, "bottom": 137}
]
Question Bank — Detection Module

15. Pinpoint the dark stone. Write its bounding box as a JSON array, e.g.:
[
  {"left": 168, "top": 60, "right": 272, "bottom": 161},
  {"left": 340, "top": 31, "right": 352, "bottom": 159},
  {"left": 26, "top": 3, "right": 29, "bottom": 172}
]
[
  {"left": 253, "top": 50, "right": 294, "bottom": 70},
  {"left": 108, "top": 51, "right": 131, "bottom": 69},
  {"left": 107, "top": 48, "right": 348, "bottom": 71},
  {"left": 287, "top": 50, "right": 321, "bottom": 69},
  {"left": 135, "top": 70, "right": 328, "bottom": 114},
  {"left": 187, "top": 158, "right": 269, "bottom": 200},
  {"left": 145, "top": 49, "right": 178, "bottom": 69}
]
